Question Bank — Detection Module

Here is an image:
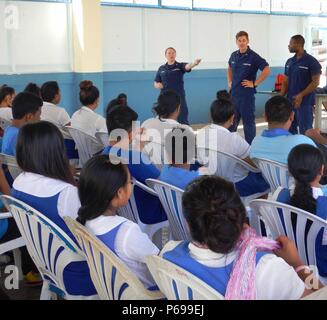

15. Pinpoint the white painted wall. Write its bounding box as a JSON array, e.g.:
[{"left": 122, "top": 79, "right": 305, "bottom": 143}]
[{"left": 102, "top": 6, "right": 306, "bottom": 71}]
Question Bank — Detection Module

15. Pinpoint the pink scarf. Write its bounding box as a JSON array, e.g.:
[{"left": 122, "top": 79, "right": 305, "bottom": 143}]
[{"left": 224, "top": 227, "right": 281, "bottom": 300}]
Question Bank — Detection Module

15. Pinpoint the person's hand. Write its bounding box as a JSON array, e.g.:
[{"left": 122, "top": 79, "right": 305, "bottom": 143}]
[
  {"left": 228, "top": 81, "right": 232, "bottom": 91},
  {"left": 293, "top": 93, "right": 303, "bottom": 108},
  {"left": 193, "top": 58, "right": 202, "bottom": 66},
  {"left": 305, "top": 128, "right": 321, "bottom": 139},
  {"left": 155, "top": 82, "right": 164, "bottom": 90},
  {"left": 241, "top": 79, "right": 255, "bottom": 88},
  {"left": 274, "top": 235, "right": 304, "bottom": 268}
]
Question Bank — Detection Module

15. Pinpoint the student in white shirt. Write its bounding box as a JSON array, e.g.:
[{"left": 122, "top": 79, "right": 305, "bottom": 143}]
[
  {"left": 0, "top": 85, "right": 15, "bottom": 123},
  {"left": 71, "top": 80, "right": 107, "bottom": 137},
  {"left": 161, "top": 175, "right": 324, "bottom": 299},
  {"left": 77, "top": 155, "right": 159, "bottom": 289},
  {"left": 40, "top": 81, "right": 71, "bottom": 129},
  {"left": 13, "top": 121, "right": 97, "bottom": 296},
  {"left": 197, "top": 90, "right": 269, "bottom": 198},
  {"left": 142, "top": 90, "right": 193, "bottom": 142}
]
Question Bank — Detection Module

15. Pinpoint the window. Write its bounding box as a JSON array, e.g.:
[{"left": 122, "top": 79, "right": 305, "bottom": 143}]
[
  {"left": 101, "top": 0, "right": 158, "bottom": 5},
  {"left": 271, "top": 0, "right": 321, "bottom": 15},
  {"left": 193, "top": 0, "right": 270, "bottom": 12},
  {"left": 161, "top": 0, "right": 192, "bottom": 9}
]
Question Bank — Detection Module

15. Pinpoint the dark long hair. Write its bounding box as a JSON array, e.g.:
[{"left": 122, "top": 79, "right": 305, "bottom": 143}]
[
  {"left": 16, "top": 121, "right": 75, "bottom": 185},
  {"left": 288, "top": 144, "right": 324, "bottom": 214},
  {"left": 182, "top": 175, "right": 246, "bottom": 254},
  {"left": 77, "top": 155, "right": 129, "bottom": 225},
  {"left": 153, "top": 90, "right": 181, "bottom": 119},
  {"left": 0, "top": 85, "right": 15, "bottom": 104}
]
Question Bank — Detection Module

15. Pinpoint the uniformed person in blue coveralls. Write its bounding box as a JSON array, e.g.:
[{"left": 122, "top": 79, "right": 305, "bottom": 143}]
[
  {"left": 228, "top": 31, "right": 270, "bottom": 144},
  {"left": 280, "top": 35, "right": 321, "bottom": 134},
  {"left": 154, "top": 47, "right": 201, "bottom": 124}
]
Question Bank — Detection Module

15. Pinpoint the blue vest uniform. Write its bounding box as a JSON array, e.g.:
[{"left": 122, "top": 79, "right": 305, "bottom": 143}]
[
  {"left": 155, "top": 62, "right": 191, "bottom": 125},
  {"left": 275, "top": 187, "right": 327, "bottom": 277},
  {"left": 285, "top": 51, "right": 321, "bottom": 135},
  {"left": 102, "top": 146, "right": 167, "bottom": 224},
  {"left": 228, "top": 47, "right": 269, "bottom": 144},
  {"left": 163, "top": 241, "right": 267, "bottom": 297},
  {"left": 11, "top": 188, "right": 97, "bottom": 297}
]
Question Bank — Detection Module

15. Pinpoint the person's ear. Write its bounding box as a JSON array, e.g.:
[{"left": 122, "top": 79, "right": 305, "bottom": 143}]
[
  {"left": 290, "top": 111, "right": 295, "bottom": 122},
  {"left": 230, "top": 114, "right": 235, "bottom": 124},
  {"left": 321, "top": 165, "right": 325, "bottom": 176}
]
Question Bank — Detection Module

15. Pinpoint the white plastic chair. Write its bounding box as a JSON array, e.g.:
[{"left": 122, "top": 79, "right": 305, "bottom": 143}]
[
  {"left": 0, "top": 117, "right": 11, "bottom": 131},
  {"left": 66, "top": 126, "right": 104, "bottom": 167},
  {"left": 64, "top": 216, "right": 164, "bottom": 300},
  {"left": 95, "top": 131, "right": 109, "bottom": 148},
  {"left": 0, "top": 211, "right": 24, "bottom": 280},
  {"left": 0, "top": 153, "right": 22, "bottom": 180},
  {"left": 0, "top": 195, "right": 95, "bottom": 300},
  {"left": 146, "top": 255, "right": 224, "bottom": 300},
  {"left": 146, "top": 179, "right": 189, "bottom": 241},
  {"left": 117, "top": 178, "right": 169, "bottom": 248},
  {"left": 197, "top": 147, "right": 268, "bottom": 205},
  {"left": 249, "top": 199, "right": 327, "bottom": 285},
  {"left": 252, "top": 157, "right": 293, "bottom": 193}
]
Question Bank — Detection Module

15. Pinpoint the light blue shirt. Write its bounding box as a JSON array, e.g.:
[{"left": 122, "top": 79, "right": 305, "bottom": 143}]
[
  {"left": 250, "top": 129, "right": 316, "bottom": 164},
  {"left": 159, "top": 165, "right": 200, "bottom": 190},
  {"left": 2, "top": 126, "right": 19, "bottom": 156}
]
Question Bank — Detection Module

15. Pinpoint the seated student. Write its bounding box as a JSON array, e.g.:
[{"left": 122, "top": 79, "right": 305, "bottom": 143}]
[
  {"left": 0, "top": 85, "right": 15, "bottom": 123},
  {"left": 272, "top": 144, "right": 327, "bottom": 278},
  {"left": 24, "top": 82, "right": 42, "bottom": 98},
  {"left": 250, "top": 96, "right": 316, "bottom": 164},
  {"left": 160, "top": 128, "right": 207, "bottom": 190},
  {"left": 106, "top": 93, "right": 128, "bottom": 114},
  {"left": 142, "top": 90, "right": 193, "bottom": 167},
  {"left": 2, "top": 92, "right": 42, "bottom": 157},
  {"left": 40, "top": 81, "right": 78, "bottom": 160},
  {"left": 77, "top": 155, "right": 159, "bottom": 289},
  {"left": 161, "top": 175, "right": 324, "bottom": 299},
  {"left": 142, "top": 90, "right": 193, "bottom": 138},
  {"left": 197, "top": 90, "right": 269, "bottom": 198},
  {"left": 103, "top": 106, "right": 167, "bottom": 225},
  {"left": 71, "top": 80, "right": 107, "bottom": 137},
  {"left": 40, "top": 81, "right": 71, "bottom": 129},
  {"left": 12, "top": 121, "right": 96, "bottom": 297}
]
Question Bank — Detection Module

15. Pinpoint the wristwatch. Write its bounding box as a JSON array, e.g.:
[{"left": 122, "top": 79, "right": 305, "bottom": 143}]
[{"left": 253, "top": 81, "right": 257, "bottom": 88}]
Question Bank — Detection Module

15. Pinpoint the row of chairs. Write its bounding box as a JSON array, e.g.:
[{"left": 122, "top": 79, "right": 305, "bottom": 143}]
[{"left": 2, "top": 193, "right": 327, "bottom": 300}]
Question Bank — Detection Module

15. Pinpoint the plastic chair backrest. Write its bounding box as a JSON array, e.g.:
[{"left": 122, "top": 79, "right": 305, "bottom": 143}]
[
  {"left": 252, "top": 158, "right": 292, "bottom": 193},
  {"left": 146, "top": 179, "right": 189, "bottom": 241},
  {"left": 0, "top": 195, "right": 84, "bottom": 299},
  {"left": 66, "top": 126, "right": 104, "bottom": 167},
  {"left": 146, "top": 255, "right": 224, "bottom": 300},
  {"left": 95, "top": 131, "right": 109, "bottom": 147},
  {"left": 64, "top": 216, "right": 164, "bottom": 300},
  {"left": 250, "top": 199, "right": 327, "bottom": 268},
  {"left": 197, "top": 147, "right": 260, "bottom": 182}
]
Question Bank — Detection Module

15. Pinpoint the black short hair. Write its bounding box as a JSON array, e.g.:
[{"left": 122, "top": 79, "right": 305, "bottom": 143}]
[
  {"left": 182, "top": 176, "right": 246, "bottom": 254},
  {"left": 24, "top": 83, "right": 41, "bottom": 98},
  {"left": 41, "top": 81, "right": 60, "bottom": 102},
  {"left": 236, "top": 31, "right": 249, "bottom": 40},
  {"left": 211, "top": 90, "right": 234, "bottom": 124},
  {"left": 12, "top": 92, "right": 43, "bottom": 120},
  {"left": 77, "top": 155, "right": 129, "bottom": 225},
  {"left": 16, "top": 121, "right": 74, "bottom": 185},
  {"left": 0, "top": 85, "right": 15, "bottom": 103},
  {"left": 106, "top": 106, "right": 138, "bottom": 135},
  {"left": 165, "top": 128, "right": 196, "bottom": 165},
  {"left": 291, "top": 35, "right": 305, "bottom": 47},
  {"left": 79, "top": 80, "right": 99, "bottom": 106},
  {"left": 153, "top": 90, "right": 181, "bottom": 119},
  {"left": 265, "top": 96, "right": 293, "bottom": 124}
]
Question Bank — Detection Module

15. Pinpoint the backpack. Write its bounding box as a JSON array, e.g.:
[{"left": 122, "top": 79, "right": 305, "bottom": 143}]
[{"left": 274, "top": 74, "right": 286, "bottom": 92}]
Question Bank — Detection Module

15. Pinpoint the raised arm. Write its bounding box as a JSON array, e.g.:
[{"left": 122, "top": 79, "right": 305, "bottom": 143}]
[{"left": 185, "top": 59, "right": 202, "bottom": 71}]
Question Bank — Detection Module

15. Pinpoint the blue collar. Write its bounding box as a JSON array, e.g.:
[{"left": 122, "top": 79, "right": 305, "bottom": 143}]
[{"left": 261, "top": 128, "right": 292, "bottom": 138}]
